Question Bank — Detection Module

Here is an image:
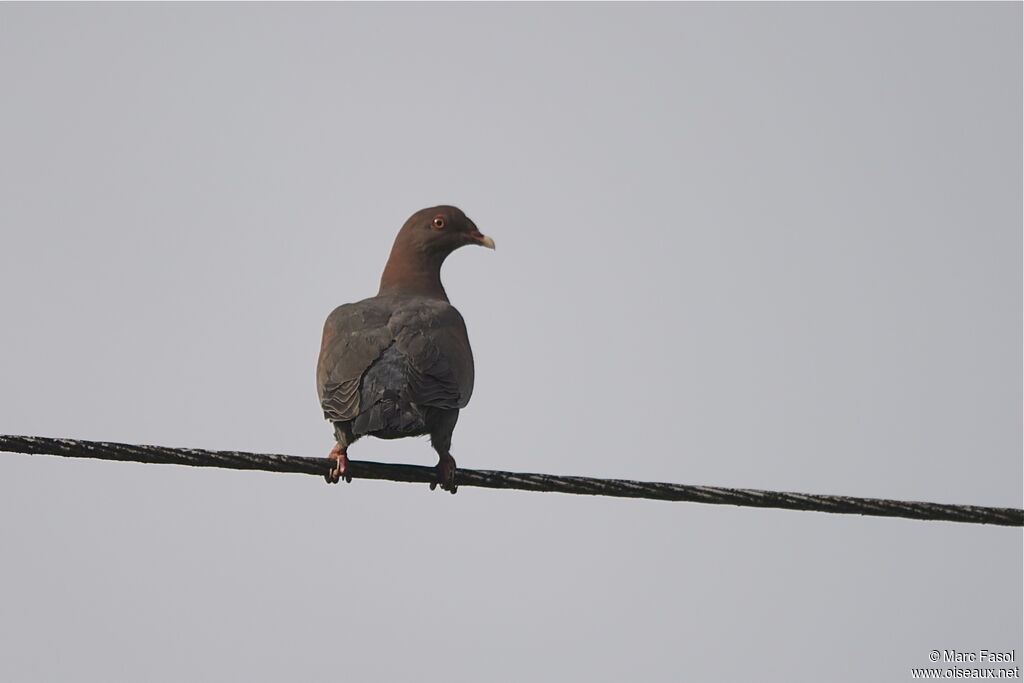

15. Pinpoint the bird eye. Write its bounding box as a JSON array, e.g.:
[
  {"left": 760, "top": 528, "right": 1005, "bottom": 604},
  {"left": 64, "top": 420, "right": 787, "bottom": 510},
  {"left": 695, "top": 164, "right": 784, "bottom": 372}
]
[{"left": 432, "top": 216, "right": 446, "bottom": 229}]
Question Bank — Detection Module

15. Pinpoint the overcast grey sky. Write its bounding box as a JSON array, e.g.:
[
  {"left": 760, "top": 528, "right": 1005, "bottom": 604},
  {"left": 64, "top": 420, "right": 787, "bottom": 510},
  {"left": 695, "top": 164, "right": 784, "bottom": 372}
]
[{"left": 0, "top": 3, "right": 1020, "bottom": 682}]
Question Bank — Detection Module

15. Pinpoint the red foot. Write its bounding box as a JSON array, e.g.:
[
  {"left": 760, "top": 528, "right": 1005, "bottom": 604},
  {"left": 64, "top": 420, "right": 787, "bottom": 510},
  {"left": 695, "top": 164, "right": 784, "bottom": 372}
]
[
  {"left": 325, "top": 444, "right": 350, "bottom": 484},
  {"left": 430, "top": 453, "right": 457, "bottom": 494}
]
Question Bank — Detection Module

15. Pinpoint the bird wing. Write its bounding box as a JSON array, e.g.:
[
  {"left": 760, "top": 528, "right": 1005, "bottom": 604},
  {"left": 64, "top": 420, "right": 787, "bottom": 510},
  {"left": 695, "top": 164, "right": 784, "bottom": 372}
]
[
  {"left": 388, "top": 298, "right": 475, "bottom": 410},
  {"left": 316, "top": 300, "right": 394, "bottom": 422}
]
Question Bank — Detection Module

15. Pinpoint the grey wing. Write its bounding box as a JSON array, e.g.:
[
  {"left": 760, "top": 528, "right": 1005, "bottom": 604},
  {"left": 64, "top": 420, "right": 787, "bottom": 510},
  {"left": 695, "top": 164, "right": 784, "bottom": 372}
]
[
  {"left": 389, "top": 301, "right": 475, "bottom": 410},
  {"left": 316, "top": 301, "right": 393, "bottom": 422}
]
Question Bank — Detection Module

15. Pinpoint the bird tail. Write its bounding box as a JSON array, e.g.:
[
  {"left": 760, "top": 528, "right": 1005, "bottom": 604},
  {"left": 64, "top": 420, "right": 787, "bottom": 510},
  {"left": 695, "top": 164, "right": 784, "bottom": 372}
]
[
  {"left": 352, "top": 343, "right": 427, "bottom": 437},
  {"left": 352, "top": 390, "right": 423, "bottom": 436}
]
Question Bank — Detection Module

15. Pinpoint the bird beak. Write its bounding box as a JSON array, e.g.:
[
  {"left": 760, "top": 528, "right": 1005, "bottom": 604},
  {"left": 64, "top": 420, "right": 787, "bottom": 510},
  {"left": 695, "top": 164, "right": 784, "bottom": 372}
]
[{"left": 470, "top": 231, "right": 496, "bottom": 250}]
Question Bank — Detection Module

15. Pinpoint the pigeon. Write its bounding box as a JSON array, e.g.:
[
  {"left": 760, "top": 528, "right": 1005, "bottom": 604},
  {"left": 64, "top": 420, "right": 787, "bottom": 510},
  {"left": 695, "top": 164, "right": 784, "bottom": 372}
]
[{"left": 316, "top": 206, "right": 495, "bottom": 493}]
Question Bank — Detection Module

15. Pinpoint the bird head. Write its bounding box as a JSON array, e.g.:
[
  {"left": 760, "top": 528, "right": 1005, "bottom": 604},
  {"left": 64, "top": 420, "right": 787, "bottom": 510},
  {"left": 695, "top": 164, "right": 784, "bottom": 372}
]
[{"left": 400, "top": 205, "right": 495, "bottom": 257}]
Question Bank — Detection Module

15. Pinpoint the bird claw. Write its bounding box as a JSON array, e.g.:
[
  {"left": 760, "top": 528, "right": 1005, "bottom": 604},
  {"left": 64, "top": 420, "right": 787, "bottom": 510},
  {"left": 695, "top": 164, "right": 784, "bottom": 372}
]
[
  {"left": 326, "top": 470, "right": 352, "bottom": 485},
  {"left": 431, "top": 455, "right": 457, "bottom": 494},
  {"left": 325, "top": 445, "right": 351, "bottom": 485}
]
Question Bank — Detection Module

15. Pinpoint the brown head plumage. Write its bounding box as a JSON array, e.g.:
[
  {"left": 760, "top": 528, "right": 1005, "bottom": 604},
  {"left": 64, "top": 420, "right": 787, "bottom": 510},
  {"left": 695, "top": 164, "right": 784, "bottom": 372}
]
[{"left": 378, "top": 205, "right": 495, "bottom": 300}]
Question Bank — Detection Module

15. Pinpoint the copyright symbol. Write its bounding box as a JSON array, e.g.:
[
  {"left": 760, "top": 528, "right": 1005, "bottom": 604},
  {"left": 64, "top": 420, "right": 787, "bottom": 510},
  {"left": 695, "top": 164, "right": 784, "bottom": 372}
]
[{"left": 930, "top": 651, "right": 940, "bottom": 662}]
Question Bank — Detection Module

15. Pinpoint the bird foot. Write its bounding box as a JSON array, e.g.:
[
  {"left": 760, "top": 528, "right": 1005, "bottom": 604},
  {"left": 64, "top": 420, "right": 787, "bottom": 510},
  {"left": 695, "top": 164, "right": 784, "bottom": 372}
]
[
  {"left": 325, "top": 444, "right": 351, "bottom": 484},
  {"left": 430, "top": 454, "right": 457, "bottom": 494}
]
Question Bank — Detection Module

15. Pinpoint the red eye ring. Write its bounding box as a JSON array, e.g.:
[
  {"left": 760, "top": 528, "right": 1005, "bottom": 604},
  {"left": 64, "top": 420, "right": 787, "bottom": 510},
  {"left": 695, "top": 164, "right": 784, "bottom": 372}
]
[{"left": 432, "top": 216, "right": 446, "bottom": 229}]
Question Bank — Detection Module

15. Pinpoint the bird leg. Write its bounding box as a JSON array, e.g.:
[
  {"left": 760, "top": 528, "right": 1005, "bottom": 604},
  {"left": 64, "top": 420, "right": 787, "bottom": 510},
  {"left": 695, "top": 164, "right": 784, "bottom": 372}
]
[
  {"left": 325, "top": 443, "right": 351, "bottom": 484},
  {"left": 430, "top": 452, "right": 458, "bottom": 494},
  {"left": 428, "top": 409, "right": 459, "bottom": 493}
]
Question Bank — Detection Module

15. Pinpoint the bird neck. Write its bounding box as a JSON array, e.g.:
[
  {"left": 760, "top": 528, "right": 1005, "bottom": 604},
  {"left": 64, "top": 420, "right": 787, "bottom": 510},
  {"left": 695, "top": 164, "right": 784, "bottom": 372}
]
[{"left": 377, "top": 240, "right": 449, "bottom": 300}]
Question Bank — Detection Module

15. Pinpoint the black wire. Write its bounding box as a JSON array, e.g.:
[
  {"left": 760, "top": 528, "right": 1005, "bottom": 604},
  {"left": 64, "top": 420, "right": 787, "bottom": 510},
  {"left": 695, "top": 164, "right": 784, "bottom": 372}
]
[{"left": 1, "top": 435, "right": 1020, "bottom": 526}]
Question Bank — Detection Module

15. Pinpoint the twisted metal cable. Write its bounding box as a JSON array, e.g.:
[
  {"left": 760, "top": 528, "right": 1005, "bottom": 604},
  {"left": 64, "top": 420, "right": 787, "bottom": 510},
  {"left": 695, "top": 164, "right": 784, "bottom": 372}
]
[{"left": 1, "top": 435, "right": 1020, "bottom": 526}]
